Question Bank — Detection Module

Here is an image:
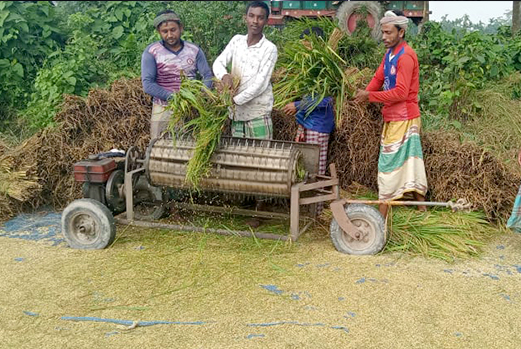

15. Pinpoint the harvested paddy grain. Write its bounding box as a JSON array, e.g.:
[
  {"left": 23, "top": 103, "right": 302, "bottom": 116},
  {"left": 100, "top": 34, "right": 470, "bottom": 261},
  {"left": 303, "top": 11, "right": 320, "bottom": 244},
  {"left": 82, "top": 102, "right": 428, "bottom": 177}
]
[{"left": 1, "top": 226, "right": 520, "bottom": 348}]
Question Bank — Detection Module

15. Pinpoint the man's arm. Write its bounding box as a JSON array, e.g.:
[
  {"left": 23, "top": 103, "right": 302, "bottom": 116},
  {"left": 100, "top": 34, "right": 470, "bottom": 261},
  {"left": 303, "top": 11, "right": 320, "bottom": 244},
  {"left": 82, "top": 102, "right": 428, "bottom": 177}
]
[
  {"left": 368, "top": 55, "right": 414, "bottom": 103},
  {"left": 141, "top": 50, "right": 172, "bottom": 101},
  {"left": 195, "top": 49, "right": 214, "bottom": 89},
  {"left": 233, "top": 46, "right": 278, "bottom": 106},
  {"left": 213, "top": 36, "right": 236, "bottom": 80}
]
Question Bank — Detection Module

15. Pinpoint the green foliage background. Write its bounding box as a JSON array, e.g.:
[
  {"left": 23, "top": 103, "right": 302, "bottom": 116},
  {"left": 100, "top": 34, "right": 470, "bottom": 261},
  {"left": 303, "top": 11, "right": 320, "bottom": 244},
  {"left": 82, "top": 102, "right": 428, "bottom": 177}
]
[
  {"left": 1, "top": 0, "right": 521, "bottom": 163},
  {"left": 0, "top": 1, "right": 247, "bottom": 133}
]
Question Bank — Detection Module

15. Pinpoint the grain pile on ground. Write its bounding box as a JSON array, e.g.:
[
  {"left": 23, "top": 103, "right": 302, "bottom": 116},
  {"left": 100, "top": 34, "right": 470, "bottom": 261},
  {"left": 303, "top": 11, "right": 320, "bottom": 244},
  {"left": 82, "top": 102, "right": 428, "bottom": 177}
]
[{"left": 2, "top": 224, "right": 520, "bottom": 347}]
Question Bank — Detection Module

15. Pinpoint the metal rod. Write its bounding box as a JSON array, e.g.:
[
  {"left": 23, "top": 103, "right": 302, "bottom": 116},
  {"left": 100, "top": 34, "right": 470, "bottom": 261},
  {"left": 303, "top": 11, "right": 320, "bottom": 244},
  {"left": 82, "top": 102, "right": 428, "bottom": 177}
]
[
  {"left": 345, "top": 200, "right": 450, "bottom": 207},
  {"left": 171, "top": 202, "right": 290, "bottom": 219},
  {"left": 114, "top": 215, "right": 289, "bottom": 241}
]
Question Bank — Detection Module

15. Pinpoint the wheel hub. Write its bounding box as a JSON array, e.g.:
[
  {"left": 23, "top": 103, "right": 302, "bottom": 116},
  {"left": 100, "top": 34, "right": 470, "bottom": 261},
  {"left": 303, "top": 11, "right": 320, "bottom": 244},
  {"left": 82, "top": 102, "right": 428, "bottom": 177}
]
[
  {"left": 342, "top": 218, "right": 374, "bottom": 249},
  {"left": 72, "top": 214, "right": 98, "bottom": 242}
]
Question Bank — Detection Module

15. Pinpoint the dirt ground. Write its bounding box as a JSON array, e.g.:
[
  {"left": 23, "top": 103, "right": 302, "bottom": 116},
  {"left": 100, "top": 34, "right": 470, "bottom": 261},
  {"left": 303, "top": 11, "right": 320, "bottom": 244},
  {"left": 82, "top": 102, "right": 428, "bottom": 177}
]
[{"left": 1, "top": 212, "right": 521, "bottom": 349}]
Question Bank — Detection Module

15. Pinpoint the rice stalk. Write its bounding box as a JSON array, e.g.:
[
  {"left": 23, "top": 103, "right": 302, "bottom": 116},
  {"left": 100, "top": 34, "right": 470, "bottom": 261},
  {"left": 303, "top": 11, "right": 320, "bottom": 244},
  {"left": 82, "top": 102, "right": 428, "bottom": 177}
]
[
  {"left": 166, "top": 77, "right": 240, "bottom": 190},
  {"left": 273, "top": 22, "right": 376, "bottom": 124},
  {"left": 273, "top": 28, "right": 348, "bottom": 122},
  {"left": 327, "top": 28, "right": 344, "bottom": 52},
  {"left": 386, "top": 208, "right": 498, "bottom": 262}
]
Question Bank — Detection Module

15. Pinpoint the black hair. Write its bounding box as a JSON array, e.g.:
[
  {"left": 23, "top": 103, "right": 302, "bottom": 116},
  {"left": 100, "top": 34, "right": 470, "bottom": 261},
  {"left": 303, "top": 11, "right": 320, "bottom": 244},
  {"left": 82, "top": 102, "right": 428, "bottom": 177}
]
[
  {"left": 246, "top": 1, "right": 270, "bottom": 18},
  {"left": 300, "top": 26, "right": 325, "bottom": 39}
]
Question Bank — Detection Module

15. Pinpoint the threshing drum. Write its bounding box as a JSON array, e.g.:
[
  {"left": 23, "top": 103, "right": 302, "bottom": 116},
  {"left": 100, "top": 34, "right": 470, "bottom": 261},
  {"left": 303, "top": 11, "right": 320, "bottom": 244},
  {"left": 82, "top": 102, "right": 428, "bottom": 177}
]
[{"left": 145, "top": 137, "right": 305, "bottom": 197}]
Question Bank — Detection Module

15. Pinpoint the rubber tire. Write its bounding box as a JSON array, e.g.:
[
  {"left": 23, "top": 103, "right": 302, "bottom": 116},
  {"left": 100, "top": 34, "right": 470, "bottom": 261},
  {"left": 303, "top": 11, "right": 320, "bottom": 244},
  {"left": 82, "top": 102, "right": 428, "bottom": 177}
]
[
  {"left": 61, "top": 198, "right": 116, "bottom": 250},
  {"left": 330, "top": 203, "right": 386, "bottom": 255},
  {"left": 336, "top": 1, "right": 383, "bottom": 40}
]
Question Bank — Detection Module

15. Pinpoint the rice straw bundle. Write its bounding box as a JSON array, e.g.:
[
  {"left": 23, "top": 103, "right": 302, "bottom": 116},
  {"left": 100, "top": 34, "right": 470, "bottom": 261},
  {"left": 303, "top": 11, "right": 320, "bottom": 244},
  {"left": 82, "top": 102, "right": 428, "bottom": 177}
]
[
  {"left": 386, "top": 208, "right": 498, "bottom": 262},
  {"left": 273, "top": 29, "right": 348, "bottom": 122},
  {"left": 166, "top": 77, "right": 240, "bottom": 189}
]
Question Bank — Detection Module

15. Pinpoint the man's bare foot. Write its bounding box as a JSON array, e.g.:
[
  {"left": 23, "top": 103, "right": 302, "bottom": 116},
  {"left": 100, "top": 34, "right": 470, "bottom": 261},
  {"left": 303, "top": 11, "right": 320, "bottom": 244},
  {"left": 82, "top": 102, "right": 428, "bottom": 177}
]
[
  {"left": 413, "top": 192, "right": 427, "bottom": 212},
  {"left": 379, "top": 203, "right": 389, "bottom": 218}
]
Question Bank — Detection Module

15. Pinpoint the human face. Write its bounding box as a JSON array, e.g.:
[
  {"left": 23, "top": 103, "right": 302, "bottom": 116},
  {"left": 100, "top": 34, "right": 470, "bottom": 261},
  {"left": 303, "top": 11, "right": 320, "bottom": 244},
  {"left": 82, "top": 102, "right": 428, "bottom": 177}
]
[
  {"left": 157, "top": 21, "right": 183, "bottom": 50},
  {"left": 381, "top": 23, "right": 404, "bottom": 49},
  {"left": 245, "top": 6, "right": 268, "bottom": 36}
]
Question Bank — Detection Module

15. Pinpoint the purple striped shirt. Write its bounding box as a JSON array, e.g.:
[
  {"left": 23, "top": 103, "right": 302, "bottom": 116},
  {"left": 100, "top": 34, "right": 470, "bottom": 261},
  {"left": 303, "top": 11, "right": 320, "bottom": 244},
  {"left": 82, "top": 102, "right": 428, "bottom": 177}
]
[{"left": 141, "top": 40, "right": 213, "bottom": 105}]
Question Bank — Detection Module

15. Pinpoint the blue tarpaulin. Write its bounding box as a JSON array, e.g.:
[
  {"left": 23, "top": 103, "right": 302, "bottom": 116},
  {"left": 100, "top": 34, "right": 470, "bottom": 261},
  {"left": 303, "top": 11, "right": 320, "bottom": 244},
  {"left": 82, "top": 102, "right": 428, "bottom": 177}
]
[{"left": 0, "top": 209, "right": 65, "bottom": 246}]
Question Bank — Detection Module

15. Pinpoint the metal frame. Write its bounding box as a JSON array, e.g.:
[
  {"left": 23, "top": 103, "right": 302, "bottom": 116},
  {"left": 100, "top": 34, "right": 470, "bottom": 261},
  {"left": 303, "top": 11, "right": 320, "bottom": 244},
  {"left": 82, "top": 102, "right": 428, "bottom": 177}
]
[{"left": 115, "top": 161, "right": 342, "bottom": 242}]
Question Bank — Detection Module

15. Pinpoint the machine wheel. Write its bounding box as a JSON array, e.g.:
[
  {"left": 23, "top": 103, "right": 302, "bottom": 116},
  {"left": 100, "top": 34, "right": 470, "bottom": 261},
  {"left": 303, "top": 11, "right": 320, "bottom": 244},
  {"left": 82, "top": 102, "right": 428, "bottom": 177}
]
[
  {"left": 133, "top": 176, "right": 166, "bottom": 221},
  {"left": 61, "top": 198, "right": 116, "bottom": 250},
  {"left": 105, "top": 169, "right": 126, "bottom": 214},
  {"left": 336, "top": 1, "right": 383, "bottom": 40},
  {"left": 330, "top": 203, "right": 386, "bottom": 255}
]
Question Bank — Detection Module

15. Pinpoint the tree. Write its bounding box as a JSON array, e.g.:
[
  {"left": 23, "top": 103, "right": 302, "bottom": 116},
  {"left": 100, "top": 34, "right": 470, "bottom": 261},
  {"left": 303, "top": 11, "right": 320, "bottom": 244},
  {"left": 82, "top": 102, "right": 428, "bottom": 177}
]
[{"left": 513, "top": 1, "right": 520, "bottom": 35}]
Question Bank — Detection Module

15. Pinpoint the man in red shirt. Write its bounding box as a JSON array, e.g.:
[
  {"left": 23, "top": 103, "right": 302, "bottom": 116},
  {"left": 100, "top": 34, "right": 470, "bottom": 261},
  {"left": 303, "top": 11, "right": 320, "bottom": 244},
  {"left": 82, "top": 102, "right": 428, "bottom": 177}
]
[{"left": 354, "top": 10, "right": 428, "bottom": 218}]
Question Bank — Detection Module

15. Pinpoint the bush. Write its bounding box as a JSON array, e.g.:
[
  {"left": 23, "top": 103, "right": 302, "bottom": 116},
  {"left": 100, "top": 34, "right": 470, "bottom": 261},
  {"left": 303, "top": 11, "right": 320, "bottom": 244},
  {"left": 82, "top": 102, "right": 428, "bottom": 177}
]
[{"left": 0, "top": 1, "right": 66, "bottom": 126}]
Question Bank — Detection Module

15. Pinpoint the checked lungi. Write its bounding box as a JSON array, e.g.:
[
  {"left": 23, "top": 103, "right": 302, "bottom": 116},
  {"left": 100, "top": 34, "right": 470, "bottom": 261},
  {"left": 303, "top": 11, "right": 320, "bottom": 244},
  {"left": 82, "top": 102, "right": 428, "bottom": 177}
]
[
  {"left": 296, "top": 125, "right": 330, "bottom": 176},
  {"left": 296, "top": 125, "right": 330, "bottom": 215},
  {"left": 378, "top": 118, "right": 428, "bottom": 201},
  {"left": 231, "top": 115, "right": 273, "bottom": 139}
]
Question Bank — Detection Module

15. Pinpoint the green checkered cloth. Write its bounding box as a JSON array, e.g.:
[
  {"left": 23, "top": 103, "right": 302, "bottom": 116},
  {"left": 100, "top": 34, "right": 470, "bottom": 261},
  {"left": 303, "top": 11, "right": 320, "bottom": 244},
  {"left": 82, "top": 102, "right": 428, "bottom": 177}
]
[{"left": 231, "top": 115, "right": 273, "bottom": 139}]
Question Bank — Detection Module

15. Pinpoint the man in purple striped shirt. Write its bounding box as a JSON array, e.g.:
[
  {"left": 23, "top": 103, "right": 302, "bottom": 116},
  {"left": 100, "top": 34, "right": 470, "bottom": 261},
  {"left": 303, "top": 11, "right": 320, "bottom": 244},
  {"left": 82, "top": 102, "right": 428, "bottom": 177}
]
[{"left": 141, "top": 10, "right": 214, "bottom": 139}]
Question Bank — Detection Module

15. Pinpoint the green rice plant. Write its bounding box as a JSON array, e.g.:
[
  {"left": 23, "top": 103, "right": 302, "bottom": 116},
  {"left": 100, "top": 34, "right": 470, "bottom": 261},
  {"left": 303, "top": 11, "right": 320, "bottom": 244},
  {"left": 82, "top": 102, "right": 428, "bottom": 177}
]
[
  {"left": 166, "top": 77, "right": 239, "bottom": 189},
  {"left": 274, "top": 27, "right": 348, "bottom": 122},
  {"left": 273, "top": 17, "right": 379, "bottom": 124},
  {"left": 386, "top": 207, "right": 499, "bottom": 262}
]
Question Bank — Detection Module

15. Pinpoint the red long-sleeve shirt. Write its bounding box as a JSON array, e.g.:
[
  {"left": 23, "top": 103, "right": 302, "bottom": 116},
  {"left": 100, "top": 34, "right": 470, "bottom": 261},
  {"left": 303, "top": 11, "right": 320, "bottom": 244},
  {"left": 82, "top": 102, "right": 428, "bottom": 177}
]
[{"left": 366, "top": 41, "right": 420, "bottom": 122}]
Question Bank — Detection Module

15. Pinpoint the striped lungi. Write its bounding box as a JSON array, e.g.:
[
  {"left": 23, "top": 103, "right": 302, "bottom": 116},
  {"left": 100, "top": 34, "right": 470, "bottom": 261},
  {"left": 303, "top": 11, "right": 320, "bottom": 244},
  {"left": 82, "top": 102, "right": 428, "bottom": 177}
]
[
  {"left": 378, "top": 118, "right": 428, "bottom": 201},
  {"left": 507, "top": 183, "right": 521, "bottom": 233}
]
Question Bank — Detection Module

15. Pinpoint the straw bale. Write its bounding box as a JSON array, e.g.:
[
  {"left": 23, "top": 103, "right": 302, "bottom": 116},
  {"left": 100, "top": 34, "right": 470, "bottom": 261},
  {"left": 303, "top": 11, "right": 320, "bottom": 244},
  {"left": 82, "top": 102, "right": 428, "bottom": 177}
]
[
  {"left": 422, "top": 131, "right": 521, "bottom": 220},
  {"left": 34, "top": 78, "right": 152, "bottom": 207},
  {"left": 328, "top": 101, "right": 382, "bottom": 189},
  {"left": 0, "top": 77, "right": 152, "bottom": 219},
  {"left": 0, "top": 134, "right": 42, "bottom": 219},
  {"left": 272, "top": 109, "right": 298, "bottom": 141},
  {"left": 0, "top": 138, "right": 7, "bottom": 154}
]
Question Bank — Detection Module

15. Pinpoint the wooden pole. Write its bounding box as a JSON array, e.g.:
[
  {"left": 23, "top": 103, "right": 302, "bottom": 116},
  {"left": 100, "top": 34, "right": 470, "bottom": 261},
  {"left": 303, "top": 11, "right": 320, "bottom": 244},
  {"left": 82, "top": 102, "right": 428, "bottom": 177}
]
[{"left": 418, "top": 1, "right": 430, "bottom": 34}]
